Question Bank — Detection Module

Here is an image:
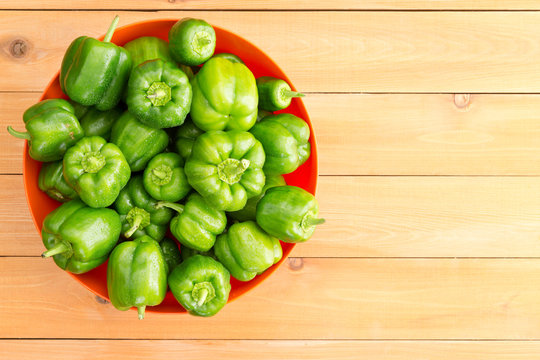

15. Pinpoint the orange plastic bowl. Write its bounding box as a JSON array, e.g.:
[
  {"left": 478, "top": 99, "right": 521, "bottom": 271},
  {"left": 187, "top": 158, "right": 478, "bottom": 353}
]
[{"left": 23, "top": 19, "right": 318, "bottom": 313}]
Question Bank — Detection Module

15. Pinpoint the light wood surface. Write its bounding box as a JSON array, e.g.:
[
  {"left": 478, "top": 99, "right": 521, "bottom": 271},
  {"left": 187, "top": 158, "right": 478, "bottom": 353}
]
[{"left": 3, "top": 2, "right": 540, "bottom": 359}]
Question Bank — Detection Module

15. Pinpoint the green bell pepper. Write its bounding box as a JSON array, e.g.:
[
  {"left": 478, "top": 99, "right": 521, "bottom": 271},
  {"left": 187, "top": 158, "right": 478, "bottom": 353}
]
[
  {"left": 256, "top": 186, "right": 325, "bottom": 243},
  {"left": 257, "top": 109, "right": 272, "bottom": 122},
  {"left": 190, "top": 57, "right": 258, "bottom": 131},
  {"left": 256, "top": 76, "right": 304, "bottom": 111},
  {"left": 215, "top": 221, "right": 282, "bottom": 282},
  {"left": 174, "top": 117, "right": 204, "bottom": 159},
  {"left": 107, "top": 235, "right": 168, "bottom": 319},
  {"left": 41, "top": 199, "right": 121, "bottom": 274},
  {"left": 250, "top": 113, "right": 311, "bottom": 175},
  {"left": 114, "top": 175, "right": 173, "bottom": 241},
  {"left": 184, "top": 130, "right": 266, "bottom": 211},
  {"left": 181, "top": 246, "right": 216, "bottom": 261},
  {"left": 168, "top": 255, "right": 230, "bottom": 317},
  {"left": 168, "top": 18, "right": 216, "bottom": 66},
  {"left": 156, "top": 193, "right": 227, "bottom": 252},
  {"left": 63, "top": 136, "right": 131, "bottom": 208},
  {"left": 126, "top": 59, "right": 192, "bottom": 129},
  {"left": 212, "top": 52, "right": 244, "bottom": 64},
  {"left": 160, "top": 237, "right": 182, "bottom": 274},
  {"left": 38, "top": 161, "right": 78, "bottom": 203},
  {"left": 7, "top": 99, "right": 84, "bottom": 162},
  {"left": 123, "top": 36, "right": 175, "bottom": 69},
  {"left": 228, "top": 174, "right": 285, "bottom": 221},
  {"left": 110, "top": 111, "right": 169, "bottom": 171},
  {"left": 60, "top": 16, "right": 131, "bottom": 111},
  {"left": 143, "top": 152, "right": 191, "bottom": 203},
  {"left": 69, "top": 101, "right": 122, "bottom": 141}
]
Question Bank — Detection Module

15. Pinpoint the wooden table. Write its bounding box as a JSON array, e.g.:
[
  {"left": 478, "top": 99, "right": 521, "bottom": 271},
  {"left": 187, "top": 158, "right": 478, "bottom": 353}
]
[{"left": 3, "top": 1, "right": 540, "bottom": 358}]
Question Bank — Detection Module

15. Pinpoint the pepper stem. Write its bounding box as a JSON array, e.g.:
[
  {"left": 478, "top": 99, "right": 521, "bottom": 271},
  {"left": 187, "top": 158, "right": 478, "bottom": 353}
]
[
  {"left": 155, "top": 201, "right": 185, "bottom": 214},
  {"left": 283, "top": 90, "right": 305, "bottom": 98},
  {"left": 137, "top": 305, "right": 146, "bottom": 320},
  {"left": 7, "top": 126, "right": 31, "bottom": 140},
  {"left": 152, "top": 168, "right": 168, "bottom": 180},
  {"left": 305, "top": 217, "right": 325, "bottom": 226},
  {"left": 198, "top": 38, "right": 211, "bottom": 46},
  {"left": 196, "top": 288, "right": 208, "bottom": 307},
  {"left": 41, "top": 241, "right": 70, "bottom": 258},
  {"left": 217, "top": 158, "right": 250, "bottom": 185},
  {"left": 103, "top": 15, "right": 120, "bottom": 43},
  {"left": 124, "top": 215, "right": 143, "bottom": 238}
]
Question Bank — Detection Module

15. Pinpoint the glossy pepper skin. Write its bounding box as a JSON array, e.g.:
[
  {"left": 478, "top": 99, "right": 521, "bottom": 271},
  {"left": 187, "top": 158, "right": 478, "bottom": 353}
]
[
  {"left": 229, "top": 174, "right": 285, "bottom": 222},
  {"left": 174, "top": 118, "right": 204, "bottom": 159},
  {"left": 7, "top": 99, "right": 84, "bottom": 162},
  {"left": 110, "top": 111, "right": 169, "bottom": 171},
  {"left": 160, "top": 237, "right": 182, "bottom": 274},
  {"left": 256, "top": 186, "right": 325, "bottom": 243},
  {"left": 190, "top": 57, "right": 258, "bottom": 132},
  {"left": 215, "top": 221, "right": 282, "bottom": 282},
  {"left": 63, "top": 136, "right": 131, "bottom": 208},
  {"left": 41, "top": 199, "right": 121, "bottom": 274},
  {"left": 107, "top": 235, "right": 168, "bottom": 319},
  {"left": 143, "top": 152, "right": 191, "bottom": 203},
  {"left": 123, "top": 36, "right": 175, "bottom": 69},
  {"left": 156, "top": 193, "right": 227, "bottom": 252},
  {"left": 38, "top": 161, "right": 78, "bottom": 203},
  {"left": 168, "top": 255, "right": 230, "bottom": 317},
  {"left": 181, "top": 246, "right": 216, "bottom": 261},
  {"left": 126, "top": 59, "right": 192, "bottom": 129},
  {"left": 70, "top": 101, "right": 123, "bottom": 141},
  {"left": 256, "top": 76, "right": 304, "bottom": 111},
  {"left": 250, "top": 114, "right": 311, "bottom": 175},
  {"left": 184, "top": 130, "right": 266, "bottom": 211},
  {"left": 168, "top": 18, "right": 216, "bottom": 66},
  {"left": 114, "top": 175, "right": 173, "bottom": 241},
  {"left": 212, "top": 52, "right": 244, "bottom": 64},
  {"left": 60, "top": 16, "right": 131, "bottom": 111}
]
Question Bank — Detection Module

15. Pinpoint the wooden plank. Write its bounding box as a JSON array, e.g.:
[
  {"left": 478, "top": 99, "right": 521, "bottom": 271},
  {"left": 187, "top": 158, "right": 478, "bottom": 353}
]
[
  {"left": 3, "top": 12, "right": 540, "bottom": 92},
  {"left": 6, "top": 93, "right": 540, "bottom": 176},
  {"left": 6, "top": 1, "right": 540, "bottom": 10},
  {"left": 6, "top": 174, "right": 540, "bottom": 258},
  {"left": 3, "top": 257, "right": 540, "bottom": 339},
  {"left": 3, "top": 340, "right": 540, "bottom": 360}
]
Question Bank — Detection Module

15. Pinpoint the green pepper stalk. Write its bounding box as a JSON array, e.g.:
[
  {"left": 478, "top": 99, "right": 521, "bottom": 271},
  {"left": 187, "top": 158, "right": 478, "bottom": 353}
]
[
  {"left": 256, "top": 185, "right": 325, "bottom": 243},
  {"left": 168, "top": 18, "right": 216, "bottom": 66},
  {"left": 143, "top": 152, "right": 191, "bottom": 203},
  {"left": 256, "top": 76, "right": 304, "bottom": 111},
  {"left": 38, "top": 161, "right": 79, "bottom": 203}
]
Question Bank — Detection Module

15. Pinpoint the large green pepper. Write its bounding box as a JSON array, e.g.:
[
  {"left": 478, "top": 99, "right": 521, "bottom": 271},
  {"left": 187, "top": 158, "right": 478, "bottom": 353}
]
[
  {"left": 256, "top": 186, "right": 325, "bottom": 243},
  {"left": 126, "top": 59, "right": 192, "bottom": 129},
  {"left": 228, "top": 174, "right": 285, "bottom": 221},
  {"left": 215, "top": 221, "right": 282, "bottom": 282},
  {"left": 156, "top": 193, "right": 227, "bottom": 251},
  {"left": 63, "top": 136, "right": 131, "bottom": 208},
  {"left": 174, "top": 117, "right": 204, "bottom": 159},
  {"left": 168, "top": 18, "right": 216, "bottom": 66},
  {"left": 41, "top": 199, "right": 121, "bottom": 274},
  {"left": 38, "top": 161, "right": 78, "bottom": 203},
  {"left": 7, "top": 99, "right": 84, "bottom": 162},
  {"left": 168, "top": 255, "right": 230, "bottom": 317},
  {"left": 190, "top": 57, "right": 258, "bottom": 131},
  {"left": 160, "top": 237, "right": 182, "bottom": 274},
  {"left": 250, "top": 113, "right": 311, "bottom": 175},
  {"left": 110, "top": 111, "right": 169, "bottom": 171},
  {"left": 60, "top": 16, "right": 131, "bottom": 111},
  {"left": 143, "top": 152, "right": 191, "bottom": 203},
  {"left": 70, "top": 101, "right": 122, "bottom": 141},
  {"left": 107, "top": 235, "right": 168, "bottom": 319},
  {"left": 114, "top": 175, "right": 173, "bottom": 241},
  {"left": 256, "top": 76, "right": 304, "bottom": 111},
  {"left": 184, "top": 130, "right": 266, "bottom": 211}
]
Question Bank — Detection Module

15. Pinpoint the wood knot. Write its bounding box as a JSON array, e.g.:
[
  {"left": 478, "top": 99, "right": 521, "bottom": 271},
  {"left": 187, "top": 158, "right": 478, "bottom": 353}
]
[
  {"left": 288, "top": 257, "right": 304, "bottom": 271},
  {"left": 95, "top": 295, "right": 109, "bottom": 305},
  {"left": 9, "top": 39, "right": 28, "bottom": 58},
  {"left": 454, "top": 94, "right": 471, "bottom": 110}
]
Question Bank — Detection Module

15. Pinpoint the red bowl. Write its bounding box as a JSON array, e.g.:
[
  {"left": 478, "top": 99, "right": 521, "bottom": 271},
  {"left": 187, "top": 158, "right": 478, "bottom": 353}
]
[{"left": 23, "top": 19, "right": 318, "bottom": 314}]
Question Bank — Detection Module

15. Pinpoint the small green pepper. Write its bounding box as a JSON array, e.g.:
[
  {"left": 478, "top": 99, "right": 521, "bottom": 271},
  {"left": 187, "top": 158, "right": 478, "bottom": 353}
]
[
  {"left": 123, "top": 36, "right": 175, "bottom": 69},
  {"left": 60, "top": 16, "right": 131, "bottom": 111},
  {"left": 143, "top": 152, "right": 191, "bottom": 203},
  {"left": 181, "top": 246, "right": 216, "bottom": 261},
  {"left": 126, "top": 59, "right": 192, "bottom": 129},
  {"left": 38, "top": 161, "right": 78, "bottom": 203},
  {"left": 160, "top": 237, "right": 182, "bottom": 274},
  {"left": 63, "top": 136, "right": 131, "bottom": 208},
  {"left": 256, "top": 186, "right": 325, "bottom": 243},
  {"left": 215, "top": 221, "right": 282, "bottom": 282},
  {"left": 41, "top": 199, "right": 121, "bottom": 274},
  {"left": 168, "top": 255, "right": 230, "bottom": 317},
  {"left": 110, "top": 111, "right": 169, "bottom": 171},
  {"left": 250, "top": 113, "right": 311, "bottom": 175},
  {"left": 168, "top": 18, "right": 216, "bottom": 66},
  {"left": 156, "top": 193, "right": 227, "bottom": 252},
  {"left": 7, "top": 99, "right": 84, "bottom": 162},
  {"left": 174, "top": 117, "right": 204, "bottom": 159},
  {"left": 256, "top": 76, "right": 304, "bottom": 111},
  {"left": 71, "top": 102, "right": 123, "bottom": 141},
  {"left": 212, "top": 52, "right": 244, "bottom": 64},
  {"left": 107, "top": 235, "right": 168, "bottom": 319},
  {"left": 114, "top": 175, "right": 173, "bottom": 241},
  {"left": 184, "top": 130, "right": 266, "bottom": 211}
]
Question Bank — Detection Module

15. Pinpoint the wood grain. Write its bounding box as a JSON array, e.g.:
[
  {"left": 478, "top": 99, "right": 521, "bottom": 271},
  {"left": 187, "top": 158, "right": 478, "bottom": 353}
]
[
  {"left": 3, "top": 257, "right": 540, "bottom": 339},
  {"left": 6, "top": 93, "right": 540, "bottom": 176},
  {"left": 3, "top": 340, "right": 540, "bottom": 360},
  {"left": 3, "top": 11, "right": 540, "bottom": 92}
]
